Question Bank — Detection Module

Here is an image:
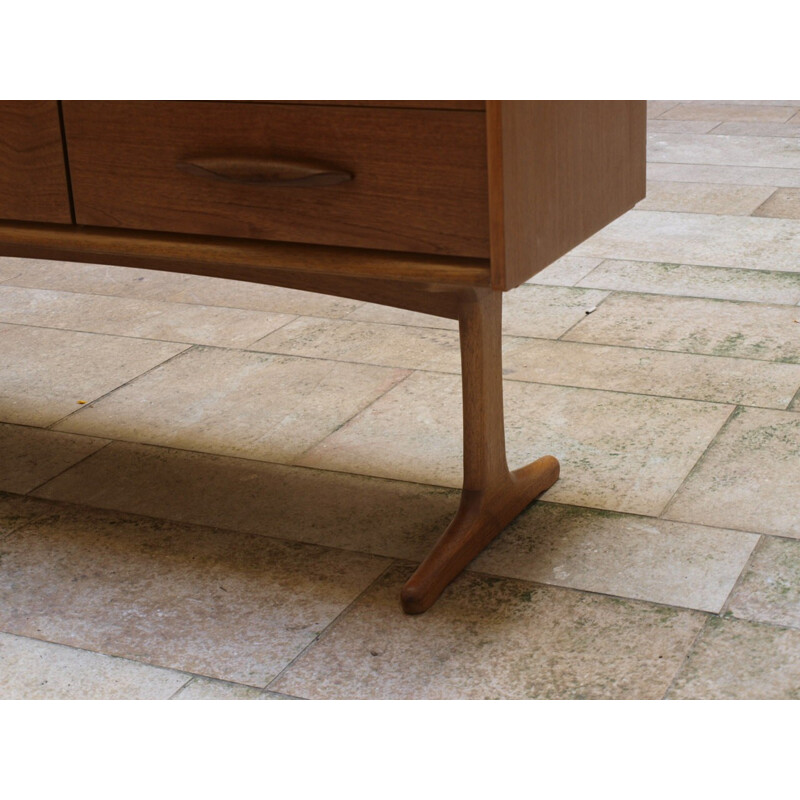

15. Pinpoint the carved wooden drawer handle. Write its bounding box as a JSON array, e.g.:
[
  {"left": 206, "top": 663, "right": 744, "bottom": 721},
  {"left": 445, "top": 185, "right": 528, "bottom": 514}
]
[{"left": 176, "top": 156, "right": 353, "bottom": 187}]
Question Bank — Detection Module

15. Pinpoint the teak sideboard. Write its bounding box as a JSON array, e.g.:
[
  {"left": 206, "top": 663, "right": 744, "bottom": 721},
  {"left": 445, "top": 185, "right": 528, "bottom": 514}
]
[{"left": 0, "top": 100, "right": 646, "bottom": 613}]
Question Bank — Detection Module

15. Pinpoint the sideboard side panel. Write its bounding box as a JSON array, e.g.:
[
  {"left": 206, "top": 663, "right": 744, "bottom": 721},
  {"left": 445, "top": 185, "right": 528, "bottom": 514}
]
[{"left": 489, "top": 100, "right": 646, "bottom": 290}]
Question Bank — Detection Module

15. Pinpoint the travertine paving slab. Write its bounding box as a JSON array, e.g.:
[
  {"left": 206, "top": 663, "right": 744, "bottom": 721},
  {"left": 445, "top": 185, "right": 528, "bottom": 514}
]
[
  {"left": 0, "top": 285, "right": 296, "bottom": 347},
  {"left": 0, "top": 506, "right": 389, "bottom": 686},
  {"left": 647, "top": 162, "right": 800, "bottom": 189},
  {"left": 0, "top": 632, "right": 191, "bottom": 700},
  {"left": 648, "top": 132, "right": 800, "bottom": 170},
  {"left": 250, "top": 317, "right": 462, "bottom": 373},
  {"left": 0, "top": 492, "right": 59, "bottom": 536},
  {"left": 660, "top": 104, "right": 798, "bottom": 123},
  {"left": 0, "top": 258, "right": 22, "bottom": 283},
  {"left": 711, "top": 122, "right": 800, "bottom": 138},
  {"left": 347, "top": 286, "right": 609, "bottom": 338},
  {"left": 667, "top": 617, "right": 800, "bottom": 699},
  {"left": 345, "top": 303, "right": 458, "bottom": 331},
  {"left": 0, "top": 258, "right": 205, "bottom": 301},
  {"left": 55, "top": 347, "right": 409, "bottom": 463},
  {"left": 0, "top": 324, "right": 188, "bottom": 426},
  {"left": 0, "top": 423, "right": 108, "bottom": 494},
  {"left": 647, "top": 120, "right": 719, "bottom": 134},
  {"left": 647, "top": 101, "right": 679, "bottom": 118},
  {"left": 726, "top": 536, "right": 800, "bottom": 629},
  {"left": 502, "top": 286, "right": 611, "bottom": 338},
  {"left": 0, "top": 257, "right": 363, "bottom": 317},
  {"left": 173, "top": 677, "right": 271, "bottom": 700},
  {"left": 298, "top": 372, "right": 733, "bottom": 515},
  {"left": 665, "top": 408, "right": 800, "bottom": 537},
  {"left": 525, "top": 256, "right": 604, "bottom": 286},
  {"left": 152, "top": 273, "right": 365, "bottom": 318},
  {"left": 576, "top": 259, "right": 800, "bottom": 304},
  {"left": 472, "top": 503, "right": 757, "bottom": 612},
  {"left": 571, "top": 210, "right": 800, "bottom": 271},
  {"left": 752, "top": 188, "right": 800, "bottom": 219},
  {"left": 34, "top": 441, "right": 457, "bottom": 563},
  {"left": 271, "top": 565, "right": 705, "bottom": 699},
  {"left": 564, "top": 293, "right": 800, "bottom": 363},
  {"left": 634, "top": 181, "right": 775, "bottom": 215},
  {"left": 681, "top": 101, "right": 800, "bottom": 107},
  {"left": 502, "top": 337, "right": 800, "bottom": 408}
]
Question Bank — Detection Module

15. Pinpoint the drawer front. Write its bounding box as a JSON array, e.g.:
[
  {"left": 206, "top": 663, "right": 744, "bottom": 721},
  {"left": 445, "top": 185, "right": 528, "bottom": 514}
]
[
  {"left": 63, "top": 102, "right": 490, "bottom": 258},
  {"left": 0, "top": 101, "right": 72, "bottom": 224}
]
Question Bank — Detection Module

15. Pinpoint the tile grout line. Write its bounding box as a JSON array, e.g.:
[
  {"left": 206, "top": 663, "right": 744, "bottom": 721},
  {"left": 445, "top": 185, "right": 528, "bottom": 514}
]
[
  {"left": 0, "top": 271, "right": 364, "bottom": 322},
  {"left": 660, "top": 614, "right": 713, "bottom": 699},
  {"left": 0, "top": 629, "right": 199, "bottom": 690},
  {"left": 4, "top": 301, "right": 800, "bottom": 380},
  {"left": 717, "top": 534, "right": 765, "bottom": 618},
  {"left": 749, "top": 188, "right": 781, "bottom": 217},
  {"left": 15, "top": 476, "right": 780, "bottom": 612},
  {"left": 286, "top": 368, "right": 416, "bottom": 467},
  {"left": 657, "top": 404, "right": 742, "bottom": 521},
  {"left": 632, "top": 200, "right": 787, "bottom": 219},
  {"left": 14, "top": 251, "right": 800, "bottom": 300},
  {"left": 0, "top": 310, "right": 300, "bottom": 351},
  {"left": 23, "top": 440, "right": 115, "bottom": 497},
  {"left": 0, "top": 628, "right": 306, "bottom": 697},
  {"left": 455, "top": 564, "right": 719, "bottom": 616},
  {"left": 166, "top": 676, "right": 196, "bottom": 700},
  {"left": 569, "top": 252, "right": 800, "bottom": 287},
  {"left": 43, "top": 345, "right": 197, "bottom": 432},
  {"left": 555, "top": 292, "right": 614, "bottom": 341},
  {"left": 0, "top": 316, "right": 202, "bottom": 347},
  {"left": 663, "top": 612, "right": 800, "bottom": 699},
  {"left": 648, "top": 158, "right": 800, "bottom": 171},
  {"left": 642, "top": 178, "right": 794, "bottom": 192},
  {"left": 10, "top": 474, "right": 773, "bottom": 623},
  {"left": 7, "top": 478, "right": 766, "bottom": 619},
  {"left": 5, "top": 504, "right": 791, "bottom": 697},
  {"left": 648, "top": 102, "right": 679, "bottom": 119},
  {"left": 4, "top": 264, "right": 800, "bottom": 337},
  {"left": 574, "top": 281, "right": 800, "bottom": 307},
  {"left": 240, "top": 337, "right": 800, "bottom": 410},
  {"left": 239, "top": 313, "right": 300, "bottom": 350},
  {"left": 25, "top": 454, "right": 800, "bottom": 550},
  {"left": 263, "top": 559, "right": 398, "bottom": 694},
  {"left": 26, "top": 434, "right": 464, "bottom": 497},
  {"left": 0, "top": 499, "right": 62, "bottom": 539},
  {"left": 565, "top": 258, "right": 608, "bottom": 288}
]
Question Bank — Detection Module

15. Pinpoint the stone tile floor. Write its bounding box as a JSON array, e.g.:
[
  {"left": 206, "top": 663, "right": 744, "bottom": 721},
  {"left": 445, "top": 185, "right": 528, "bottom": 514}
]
[{"left": 1, "top": 100, "right": 800, "bottom": 699}]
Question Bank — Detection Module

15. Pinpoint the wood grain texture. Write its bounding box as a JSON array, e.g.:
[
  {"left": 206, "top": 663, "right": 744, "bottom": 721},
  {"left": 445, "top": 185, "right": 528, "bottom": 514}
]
[
  {"left": 487, "top": 100, "right": 646, "bottom": 289},
  {"left": 62, "top": 101, "right": 490, "bottom": 257},
  {"left": 0, "top": 101, "right": 72, "bottom": 224},
  {"left": 256, "top": 101, "right": 485, "bottom": 110}
]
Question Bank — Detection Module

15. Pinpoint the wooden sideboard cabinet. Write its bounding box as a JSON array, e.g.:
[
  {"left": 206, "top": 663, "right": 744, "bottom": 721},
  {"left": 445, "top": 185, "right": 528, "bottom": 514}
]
[{"left": 0, "top": 100, "right": 646, "bottom": 613}]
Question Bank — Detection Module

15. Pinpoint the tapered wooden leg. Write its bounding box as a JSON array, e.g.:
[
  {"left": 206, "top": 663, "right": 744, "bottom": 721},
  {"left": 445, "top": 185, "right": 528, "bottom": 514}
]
[{"left": 400, "top": 289, "right": 559, "bottom": 614}]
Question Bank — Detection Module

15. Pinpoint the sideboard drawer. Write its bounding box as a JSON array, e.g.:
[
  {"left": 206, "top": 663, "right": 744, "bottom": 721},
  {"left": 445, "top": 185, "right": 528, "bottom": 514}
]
[
  {"left": 0, "top": 101, "right": 72, "bottom": 224},
  {"left": 63, "top": 101, "right": 490, "bottom": 258}
]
